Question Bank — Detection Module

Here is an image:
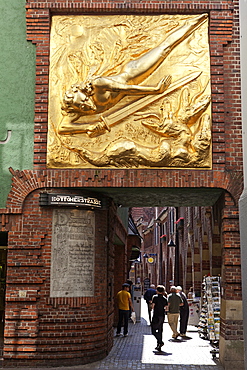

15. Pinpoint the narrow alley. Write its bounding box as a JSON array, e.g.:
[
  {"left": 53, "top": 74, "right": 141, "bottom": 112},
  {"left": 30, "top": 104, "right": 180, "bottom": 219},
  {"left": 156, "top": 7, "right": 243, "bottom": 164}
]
[
  {"left": 12, "top": 299, "right": 224, "bottom": 370},
  {"left": 78, "top": 299, "right": 224, "bottom": 370}
]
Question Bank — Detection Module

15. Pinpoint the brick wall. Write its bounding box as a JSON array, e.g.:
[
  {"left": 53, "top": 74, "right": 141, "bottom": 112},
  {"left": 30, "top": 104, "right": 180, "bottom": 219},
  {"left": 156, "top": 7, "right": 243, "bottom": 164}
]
[
  {"left": 0, "top": 0, "right": 243, "bottom": 366},
  {"left": 2, "top": 188, "right": 121, "bottom": 367}
]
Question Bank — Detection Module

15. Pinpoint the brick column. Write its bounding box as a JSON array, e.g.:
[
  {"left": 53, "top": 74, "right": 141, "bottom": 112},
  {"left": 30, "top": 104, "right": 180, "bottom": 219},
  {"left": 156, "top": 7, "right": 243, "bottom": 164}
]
[{"left": 220, "top": 193, "right": 244, "bottom": 369}]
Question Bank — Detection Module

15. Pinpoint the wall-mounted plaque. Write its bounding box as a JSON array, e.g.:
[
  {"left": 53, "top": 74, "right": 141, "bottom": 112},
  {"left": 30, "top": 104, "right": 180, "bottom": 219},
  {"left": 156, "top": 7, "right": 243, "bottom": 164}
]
[{"left": 50, "top": 209, "right": 95, "bottom": 297}]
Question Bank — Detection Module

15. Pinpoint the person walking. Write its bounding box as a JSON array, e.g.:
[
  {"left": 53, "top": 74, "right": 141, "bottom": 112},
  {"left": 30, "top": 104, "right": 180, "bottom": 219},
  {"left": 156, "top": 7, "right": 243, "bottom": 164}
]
[
  {"left": 116, "top": 283, "right": 134, "bottom": 337},
  {"left": 167, "top": 286, "right": 183, "bottom": 339},
  {"left": 151, "top": 285, "right": 168, "bottom": 352},
  {"left": 144, "top": 284, "right": 157, "bottom": 324},
  {"left": 176, "top": 285, "right": 189, "bottom": 337}
]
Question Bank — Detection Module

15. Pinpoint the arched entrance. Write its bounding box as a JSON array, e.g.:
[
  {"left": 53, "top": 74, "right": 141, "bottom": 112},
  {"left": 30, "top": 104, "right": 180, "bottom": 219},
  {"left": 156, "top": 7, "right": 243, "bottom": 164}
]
[{"left": 0, "top": 169, "right": 243, "bottom": 368}]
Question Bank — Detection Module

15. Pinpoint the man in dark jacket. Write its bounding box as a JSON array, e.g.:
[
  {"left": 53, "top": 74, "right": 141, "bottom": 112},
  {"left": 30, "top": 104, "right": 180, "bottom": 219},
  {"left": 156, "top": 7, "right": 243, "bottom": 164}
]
[
  {"left": 144, "top": 284, "right": 156, "bottom": 324},
  {"left": 176, "top": 286, "right": 189, "bottom": 336},
  {"left": 151, "top": 285, "right": 168, "bottom": 351}
]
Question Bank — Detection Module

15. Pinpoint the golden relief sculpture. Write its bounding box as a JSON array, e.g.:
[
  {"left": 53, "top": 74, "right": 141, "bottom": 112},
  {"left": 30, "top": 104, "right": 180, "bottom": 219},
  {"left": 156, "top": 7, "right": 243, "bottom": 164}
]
[{"left": 47, "top": 14, "right": 211, "bottom": 169}]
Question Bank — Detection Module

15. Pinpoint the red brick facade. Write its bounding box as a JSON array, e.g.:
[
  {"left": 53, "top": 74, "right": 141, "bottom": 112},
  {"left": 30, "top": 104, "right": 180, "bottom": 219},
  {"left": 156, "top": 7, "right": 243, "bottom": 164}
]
[{"left": 0, "top": 0, "right": 243, "bottom": 367}]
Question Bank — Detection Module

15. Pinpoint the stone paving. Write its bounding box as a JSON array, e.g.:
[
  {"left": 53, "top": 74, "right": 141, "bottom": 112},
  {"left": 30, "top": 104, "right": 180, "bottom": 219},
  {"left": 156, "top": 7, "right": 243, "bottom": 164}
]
[
  {"left": 78, "top": 312, "right": 224, "bottom": 370},
  {"left": 8, "top": 299, "right": 224, "bottom": 370}
]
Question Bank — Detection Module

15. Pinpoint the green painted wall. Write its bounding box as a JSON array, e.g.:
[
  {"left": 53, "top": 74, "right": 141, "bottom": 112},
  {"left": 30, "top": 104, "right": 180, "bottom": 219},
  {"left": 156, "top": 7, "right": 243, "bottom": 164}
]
[{"left": 0, "top": 0, "right": 36, "bottom": 208}]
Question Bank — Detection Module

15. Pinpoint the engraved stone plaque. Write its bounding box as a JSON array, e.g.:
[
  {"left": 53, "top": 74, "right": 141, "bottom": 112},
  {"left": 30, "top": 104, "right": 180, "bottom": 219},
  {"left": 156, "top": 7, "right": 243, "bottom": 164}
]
[{"left": 50, "top": 208, "right": 95, "bottom": 297}]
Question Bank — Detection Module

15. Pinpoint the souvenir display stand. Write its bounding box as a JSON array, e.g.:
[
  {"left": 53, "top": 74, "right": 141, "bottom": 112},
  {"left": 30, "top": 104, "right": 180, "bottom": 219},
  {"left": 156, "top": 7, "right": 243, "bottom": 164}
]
[{"left": 198, "top": 276, "right": 221, "bottom": 342}]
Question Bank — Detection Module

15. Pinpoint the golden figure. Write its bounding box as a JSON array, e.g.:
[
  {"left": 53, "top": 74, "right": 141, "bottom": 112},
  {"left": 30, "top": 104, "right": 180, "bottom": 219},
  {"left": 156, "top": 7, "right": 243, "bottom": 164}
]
[
  {"left": 61, "top": 14, "right": 206, "bottom": 117},
  {"left": 47, "top": 14, "right": 212, "bottom": 169}
]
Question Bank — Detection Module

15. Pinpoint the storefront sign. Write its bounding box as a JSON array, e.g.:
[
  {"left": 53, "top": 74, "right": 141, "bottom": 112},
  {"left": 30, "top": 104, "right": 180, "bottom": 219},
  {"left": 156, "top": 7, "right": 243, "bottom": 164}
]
[
  {"left": 144, "top": 278, "right": 150, "bottom": 290},
  {"left": 40, "top": 193, "right": 102, "bottom": 208}
]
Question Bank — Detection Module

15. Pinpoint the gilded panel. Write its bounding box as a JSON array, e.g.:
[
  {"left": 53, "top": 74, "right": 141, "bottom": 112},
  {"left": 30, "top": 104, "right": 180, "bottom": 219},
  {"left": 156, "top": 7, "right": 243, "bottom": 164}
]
[{"left": 47, "top": 14, "right": 211, "bottom": 169}]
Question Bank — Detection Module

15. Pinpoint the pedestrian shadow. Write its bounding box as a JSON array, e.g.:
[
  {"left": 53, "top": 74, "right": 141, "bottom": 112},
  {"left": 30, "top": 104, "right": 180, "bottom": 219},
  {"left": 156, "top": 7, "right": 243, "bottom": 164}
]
[
  {"left": 141, "top": 317, "right": 149, "bottom": 325},
  {"left": 153, "top": 350, "right": 173, "bottom": 356},
  {"left": 168, "top": 336, "right": 192, "bottom": 343},
  {"left": 181, "top": 335, "right": 192, "bottom": 340},
  {"left": 168, "top": 338, "right": 182, "bottom": 343}
]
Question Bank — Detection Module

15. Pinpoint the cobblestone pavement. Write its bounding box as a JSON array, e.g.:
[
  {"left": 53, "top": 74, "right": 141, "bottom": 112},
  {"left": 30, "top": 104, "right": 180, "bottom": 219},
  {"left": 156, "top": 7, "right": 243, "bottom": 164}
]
[
  {"left": 78, "top": 301, "right": 224, "bottom": 370},
  {"left": 8, "top": 299, "right": 224, "bottom": 370}
]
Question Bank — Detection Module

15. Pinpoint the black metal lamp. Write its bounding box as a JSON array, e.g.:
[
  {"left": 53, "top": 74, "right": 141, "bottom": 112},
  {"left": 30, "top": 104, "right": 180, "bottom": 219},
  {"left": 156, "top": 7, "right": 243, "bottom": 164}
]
[{"left": 167, "top": 239, "right": 176, "bottom": 247}]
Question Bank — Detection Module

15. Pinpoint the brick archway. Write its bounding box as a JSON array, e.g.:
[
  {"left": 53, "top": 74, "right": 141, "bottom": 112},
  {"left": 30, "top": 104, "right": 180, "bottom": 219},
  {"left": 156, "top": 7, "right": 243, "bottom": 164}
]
[{"left": 2, "top": 167, "right": 243, "bottom": 214}]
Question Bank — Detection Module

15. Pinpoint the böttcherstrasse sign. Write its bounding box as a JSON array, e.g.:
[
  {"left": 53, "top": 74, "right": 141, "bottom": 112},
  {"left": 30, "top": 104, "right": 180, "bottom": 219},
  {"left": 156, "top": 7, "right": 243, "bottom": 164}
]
[{"left": 47, "top": 194, "right": 101, "bottom": 208}]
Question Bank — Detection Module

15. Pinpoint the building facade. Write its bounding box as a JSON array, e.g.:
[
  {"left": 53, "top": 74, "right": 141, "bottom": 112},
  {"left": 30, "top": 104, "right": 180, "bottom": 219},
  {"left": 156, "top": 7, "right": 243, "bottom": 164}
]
[
  {"left": 0, "top": 0, "right": 244, "bottom": 368},
  {"left": 133, "top": 205, "right": 221, "bottom": 293}
]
